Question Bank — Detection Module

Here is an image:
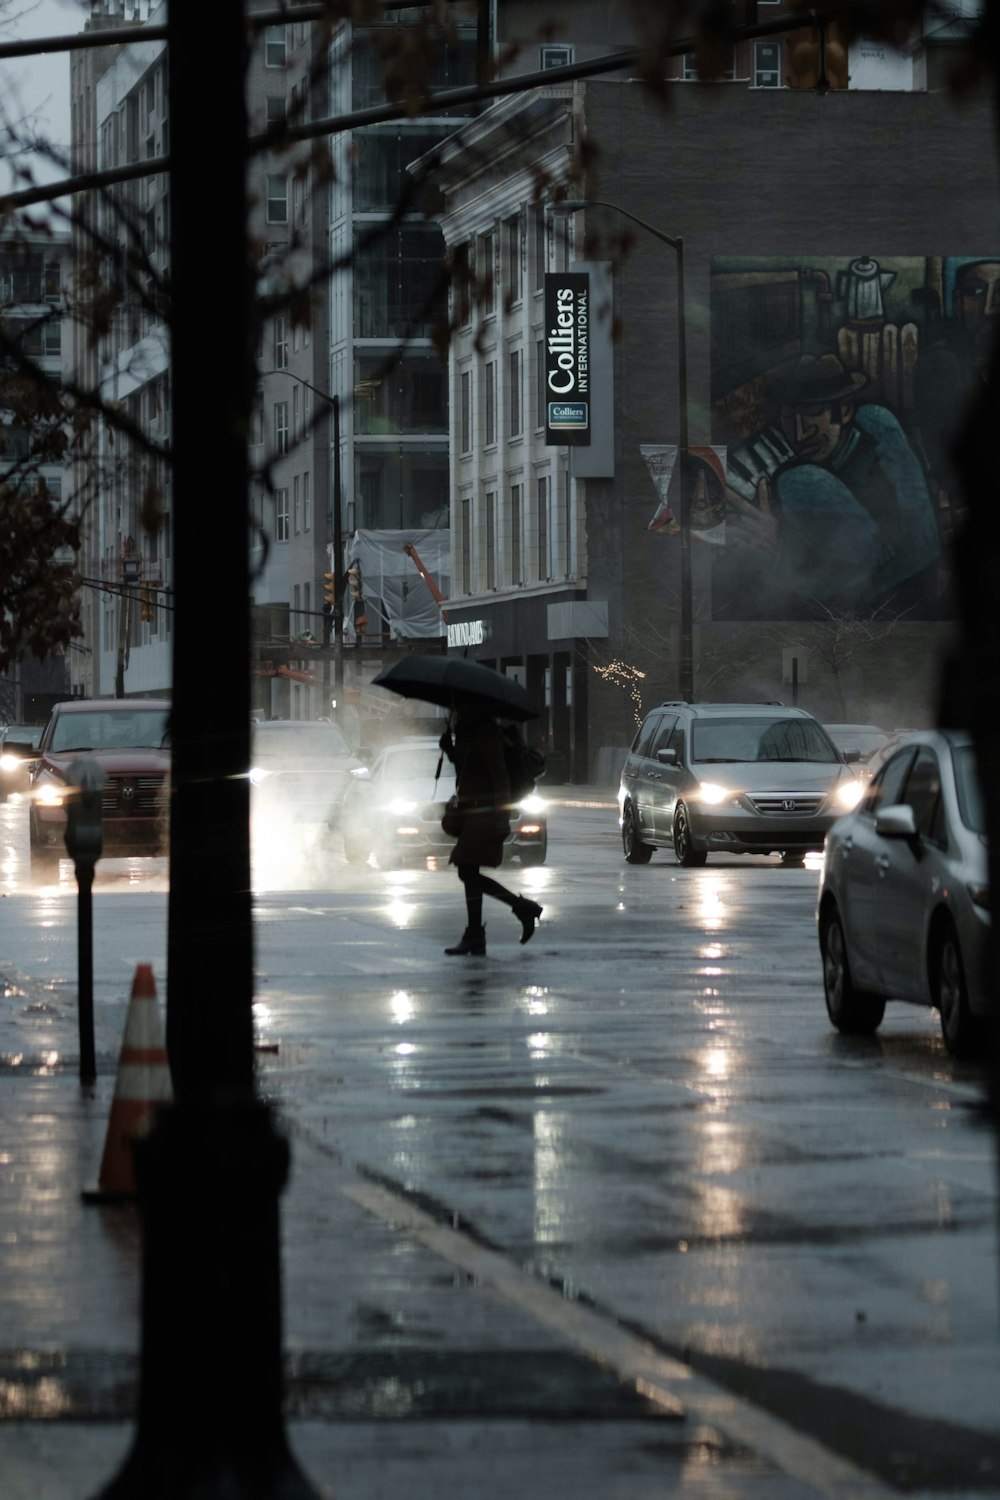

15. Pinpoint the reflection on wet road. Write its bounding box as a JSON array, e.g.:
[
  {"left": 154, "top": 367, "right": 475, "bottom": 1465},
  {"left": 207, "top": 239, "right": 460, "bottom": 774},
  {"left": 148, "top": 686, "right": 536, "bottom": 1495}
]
[{"left": 2, "top": 790, "right": 997, "bottom": 1491}]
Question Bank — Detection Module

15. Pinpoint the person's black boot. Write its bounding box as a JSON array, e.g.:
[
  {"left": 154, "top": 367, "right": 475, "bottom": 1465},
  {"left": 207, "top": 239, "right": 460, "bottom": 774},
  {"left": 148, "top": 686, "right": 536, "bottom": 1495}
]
[
  {"left": 512, "top": 897, "right": 543, "bottom": 944},
  {"left": 445, "top": 926, "right": 486, "bottom": 956}
]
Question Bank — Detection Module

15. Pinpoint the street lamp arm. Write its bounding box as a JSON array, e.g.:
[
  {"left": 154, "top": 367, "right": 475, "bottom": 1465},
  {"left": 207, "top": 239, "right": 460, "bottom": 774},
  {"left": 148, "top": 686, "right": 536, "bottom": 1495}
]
[{"left": 554, "top": 198, "right": 680, "bottom": 252}]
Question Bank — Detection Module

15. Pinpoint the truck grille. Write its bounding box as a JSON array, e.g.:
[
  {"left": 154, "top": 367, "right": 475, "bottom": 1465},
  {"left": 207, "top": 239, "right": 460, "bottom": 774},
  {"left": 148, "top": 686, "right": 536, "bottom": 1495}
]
[{"left": 102, "top": 775, "right": 167, "bottom": 817}]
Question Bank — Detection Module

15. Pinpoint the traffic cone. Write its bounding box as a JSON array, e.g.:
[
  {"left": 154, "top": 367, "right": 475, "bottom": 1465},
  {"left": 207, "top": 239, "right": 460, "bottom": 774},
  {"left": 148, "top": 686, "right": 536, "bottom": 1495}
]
[{"left": 85, "top": 963, "right": 172, "bottom": 1201}]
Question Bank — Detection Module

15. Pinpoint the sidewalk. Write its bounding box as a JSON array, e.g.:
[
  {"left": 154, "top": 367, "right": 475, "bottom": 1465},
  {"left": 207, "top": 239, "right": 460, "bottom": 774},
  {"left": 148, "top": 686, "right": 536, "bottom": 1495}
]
[{"left": 0, "top": 999, "right": 820, "bottom": 1500}]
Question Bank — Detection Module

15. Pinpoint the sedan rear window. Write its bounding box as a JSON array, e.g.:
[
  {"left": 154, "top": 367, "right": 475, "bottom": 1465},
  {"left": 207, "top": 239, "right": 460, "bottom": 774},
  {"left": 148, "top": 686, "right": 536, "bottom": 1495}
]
[
  {"left": 691, "top": 717, "right": 838, "bottom": 764},
  {"left": 953, "top": 746, "right": 986, "bottom": 834}
]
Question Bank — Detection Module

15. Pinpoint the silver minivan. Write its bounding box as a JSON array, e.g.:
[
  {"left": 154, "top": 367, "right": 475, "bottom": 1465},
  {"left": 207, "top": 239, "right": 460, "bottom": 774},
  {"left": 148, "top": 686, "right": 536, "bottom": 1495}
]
[{"left": 618, "top": 702, "right": 864, "bottom": 867}]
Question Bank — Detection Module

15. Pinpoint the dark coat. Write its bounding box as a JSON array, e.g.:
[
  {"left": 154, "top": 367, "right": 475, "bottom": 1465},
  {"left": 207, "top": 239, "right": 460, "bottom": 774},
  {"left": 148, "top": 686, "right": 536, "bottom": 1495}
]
[{"left": 444, "top": 711, "right": 510, "bottom": 868}]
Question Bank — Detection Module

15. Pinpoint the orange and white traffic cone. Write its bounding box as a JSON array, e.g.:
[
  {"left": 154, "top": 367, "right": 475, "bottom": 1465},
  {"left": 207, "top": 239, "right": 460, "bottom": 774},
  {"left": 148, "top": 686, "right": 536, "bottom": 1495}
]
[{"left": 86, "top": 962, "right": 172, "bottom": 1200}]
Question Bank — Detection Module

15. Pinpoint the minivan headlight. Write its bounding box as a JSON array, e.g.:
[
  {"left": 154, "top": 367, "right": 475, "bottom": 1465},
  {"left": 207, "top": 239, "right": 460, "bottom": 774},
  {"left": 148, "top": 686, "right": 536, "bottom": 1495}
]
[
  {"left": 693, "top": 782, "right": 737, "bottom": 805},
  {"left": 834, "top": 779, "right": 865, "bottom": 810}
]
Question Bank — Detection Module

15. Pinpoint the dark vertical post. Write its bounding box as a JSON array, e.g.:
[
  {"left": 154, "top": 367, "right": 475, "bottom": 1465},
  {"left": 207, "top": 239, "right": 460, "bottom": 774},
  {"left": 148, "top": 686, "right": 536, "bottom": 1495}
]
[
  {"left": 332, "top": 393, "right": 344, "bottom": 700},
  {"left": 94, "top": 4, "right": 320, "bottom": 1495},
  {"left": 791, "top": 656, "right": 799, "bottom": 707},
  {"left": 675, "top": 237, "right": 693, "bottom": 703},
  {"left": 76, "top": 865, "right": 96, "bottom": 1087}
]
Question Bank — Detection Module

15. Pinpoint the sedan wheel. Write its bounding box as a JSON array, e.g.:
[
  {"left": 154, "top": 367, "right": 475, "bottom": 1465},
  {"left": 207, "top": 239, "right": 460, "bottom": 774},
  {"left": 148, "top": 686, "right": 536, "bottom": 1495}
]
[
  {"left": 673, "top": 804, "right": 707, "bottom": 867},
  {"left": 935, "top": 923, "right": 987, "bottom": 1059},
  {"left": 622, "top": 803, "right": 653, "bottom": 865},
  {"left": 820, "top": 905, "right": 885, "bottom": 1035}
]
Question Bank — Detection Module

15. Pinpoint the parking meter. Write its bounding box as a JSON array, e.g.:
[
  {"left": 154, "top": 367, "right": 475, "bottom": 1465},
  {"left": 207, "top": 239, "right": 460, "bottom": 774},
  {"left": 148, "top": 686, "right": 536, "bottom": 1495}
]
[
  {"left": 64, "top": 756, "right": 105, "bottom": 866},
  {"left": 64, "top": 757, "right": 105, "bottom": 1088}
]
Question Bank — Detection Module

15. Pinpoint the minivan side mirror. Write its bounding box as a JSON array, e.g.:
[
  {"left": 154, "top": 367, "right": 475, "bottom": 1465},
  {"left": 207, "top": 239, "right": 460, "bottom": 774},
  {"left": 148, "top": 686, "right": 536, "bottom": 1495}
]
[
  {"left": 842, "top": 748, "right": 861, "bottom": 764},
  {"left": 656, "top": 747, "right": 678, "bottom": 765}
]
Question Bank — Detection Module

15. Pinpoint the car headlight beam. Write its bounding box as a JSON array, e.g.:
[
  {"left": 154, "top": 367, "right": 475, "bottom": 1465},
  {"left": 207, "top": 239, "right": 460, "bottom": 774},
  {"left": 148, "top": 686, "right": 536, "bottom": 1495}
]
[
  {"left": 834, "top": 779, "right": 865, "bottom": 811},
  {"left": 693, "top": 782, "right": 737, "bottom": 806}
]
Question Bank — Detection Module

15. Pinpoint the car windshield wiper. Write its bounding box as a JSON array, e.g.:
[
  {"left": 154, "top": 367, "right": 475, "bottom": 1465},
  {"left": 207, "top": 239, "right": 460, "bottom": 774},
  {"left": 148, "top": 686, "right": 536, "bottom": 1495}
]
[
  {"left": 758, "top": 756, "right": 836, "bottom": 763},
  {"left": 694, "top": 756, "right": 745, "bottom": 763}
]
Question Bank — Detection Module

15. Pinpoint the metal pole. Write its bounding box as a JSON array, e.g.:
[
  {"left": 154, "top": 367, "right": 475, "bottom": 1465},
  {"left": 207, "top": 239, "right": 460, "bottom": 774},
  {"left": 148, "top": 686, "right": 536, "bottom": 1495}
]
[
  {"left": 674, "top": 237, "right": 694, "bottom": 702},
  {"left": 548, "top": 200, "right": 695, "bottom": 701},
  {"left": 76, "top": 861, "right": 96, "bottom": 1087},
  {"left": 332, "top": 394, "right": 344, "bottom": 701}
]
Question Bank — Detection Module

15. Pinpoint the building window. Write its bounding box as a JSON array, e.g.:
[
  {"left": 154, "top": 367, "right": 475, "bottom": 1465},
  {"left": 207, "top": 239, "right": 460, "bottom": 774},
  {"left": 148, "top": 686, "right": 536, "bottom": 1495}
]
[
  {"left": 485, "top": 361, "right": 496, "bottom": 446},
  {"left": 266, "top": 94, "right": 286, "bottom": 128},
  {"left": 265, "top": 25, "right": 287, "bottom": 68},
  {"left": 274, "top": 401, "right": 288, "bottom": 454},
  {"left": 535, "top": 340, "right": 545, "bottom": 429},
  {"left": 461, "top": 495, "right": 471, "bottom": 591},
  {"left": 540, "top": 44, "right": 573, "bottom": 69},
  {"left": 537, "top": 475, "right": 549, "bottom": 580},
  {"left": 293, "top": 383, "right": 302, "bottom": 442},
  {"left": 509, "top": 348, "right": 522, "bottom": 438},
  {"left": 683, "top": 50, "right": 734, "bottom": 80},
  {"left": 562, "top": 468, "right": 573, "bottom": 576},
  {"left": 293, "top": 583, "right": 301, "bottom": 635},
  {"left": 274, "top": 315, "right": 288, "bottom": 369},
  {"left": 460, "top": 369, "right": 471, "bottom": 453},
  {"left": 303, "top": 470, "right": 311, "bottom": 531},
  {"left": 452, "top": 241, "right": 472, "bottom": 326},
  {"left": 485, "top": 491, "right": 496, "bottom": 589},
  {"left": 754, "top": 41, "right": 782, "bottom": 87},
  {"left": 478, "top": 231, "right": 495, "bottom": 316},
  {"left": 275, "top": 487, "right": 289, "bottom": 541},
  {"left": 510, "top": 482, "right": 522, "bottom": 585},
  {"left": 293, "top": 473, "right": 301, "bottom": 533},
  {"left": 266, "top": 174, "right": 288, "bottom": 223},
  {"left": 532, "top": 205, "right": 546, "bottom": 292},
  {"left": 504, "top": 216, "right": 521, "bottom": 305}
]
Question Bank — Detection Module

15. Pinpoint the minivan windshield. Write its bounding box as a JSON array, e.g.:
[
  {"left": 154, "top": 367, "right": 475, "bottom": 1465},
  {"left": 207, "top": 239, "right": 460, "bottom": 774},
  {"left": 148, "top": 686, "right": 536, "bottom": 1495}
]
[{"left": 691, "top": 716, "right": 839, "bottom": 765}]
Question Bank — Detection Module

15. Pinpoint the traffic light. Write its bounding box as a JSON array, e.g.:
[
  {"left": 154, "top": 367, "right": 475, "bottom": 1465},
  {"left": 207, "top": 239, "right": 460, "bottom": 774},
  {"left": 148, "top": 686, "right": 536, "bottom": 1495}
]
[{"left": 323, "top": 572, "right": 336, "bottom": 608}]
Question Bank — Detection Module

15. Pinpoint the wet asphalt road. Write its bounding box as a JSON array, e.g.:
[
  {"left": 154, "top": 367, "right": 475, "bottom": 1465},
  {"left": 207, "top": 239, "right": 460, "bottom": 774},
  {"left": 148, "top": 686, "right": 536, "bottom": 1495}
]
[{"left": 1, "top": 789, "right": 998, "bottom": 1494}]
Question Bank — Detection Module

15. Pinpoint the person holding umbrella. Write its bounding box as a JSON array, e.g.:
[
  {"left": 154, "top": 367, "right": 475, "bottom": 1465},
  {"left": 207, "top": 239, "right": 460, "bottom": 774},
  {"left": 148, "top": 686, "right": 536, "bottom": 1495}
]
[
  {"left": 437, "top": 702, "right": 543, "bottom": 955},
  {"left": 372, "top": 655, "right": 544, "bottom": 956}
]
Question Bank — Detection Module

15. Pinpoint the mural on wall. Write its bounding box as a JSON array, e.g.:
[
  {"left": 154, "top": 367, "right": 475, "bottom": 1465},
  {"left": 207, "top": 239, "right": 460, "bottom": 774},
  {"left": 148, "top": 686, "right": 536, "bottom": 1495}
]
[{"left": 708, "top": 255, "right": 997, "bottom": 620}]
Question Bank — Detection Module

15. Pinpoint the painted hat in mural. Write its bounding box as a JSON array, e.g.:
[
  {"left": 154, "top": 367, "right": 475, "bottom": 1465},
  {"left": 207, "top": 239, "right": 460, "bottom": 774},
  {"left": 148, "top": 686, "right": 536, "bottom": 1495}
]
[{"left": 770, "top": 353, "right": 868, "bottom": 406}]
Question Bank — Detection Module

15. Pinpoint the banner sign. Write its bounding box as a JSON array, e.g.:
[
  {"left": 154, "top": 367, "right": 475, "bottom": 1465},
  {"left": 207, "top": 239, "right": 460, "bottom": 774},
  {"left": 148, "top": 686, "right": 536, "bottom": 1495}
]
[
  {"left": 642, "top": 445, "right": 729, "bottom": 545},
  {"left": 544, "top": 272, "right": 591, "bottom": 446}
]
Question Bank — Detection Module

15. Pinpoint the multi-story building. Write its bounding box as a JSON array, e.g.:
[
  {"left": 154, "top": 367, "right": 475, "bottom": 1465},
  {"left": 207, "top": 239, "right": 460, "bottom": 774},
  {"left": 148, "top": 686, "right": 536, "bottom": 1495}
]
[
  {"left": 434, "top": 2, "right": 996, "bottom": 780},
  {"left": 0, "top": 227, "right": 72, "bottom": 722},
  {"left": 68, "top": 1, "right": 334, "bottom": 714}
]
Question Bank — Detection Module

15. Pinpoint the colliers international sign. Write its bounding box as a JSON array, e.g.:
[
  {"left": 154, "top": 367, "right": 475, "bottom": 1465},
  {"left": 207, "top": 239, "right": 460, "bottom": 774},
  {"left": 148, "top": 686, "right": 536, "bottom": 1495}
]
[{"left": 544, "top": 271, "right": 591, "bottom": 446}]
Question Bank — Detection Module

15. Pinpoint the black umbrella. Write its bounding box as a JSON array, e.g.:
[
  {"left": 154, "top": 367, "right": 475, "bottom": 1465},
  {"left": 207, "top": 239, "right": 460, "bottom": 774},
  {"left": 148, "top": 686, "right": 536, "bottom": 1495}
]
[{"left": 372, "top": 655, "right": 539, "bottom": 721}]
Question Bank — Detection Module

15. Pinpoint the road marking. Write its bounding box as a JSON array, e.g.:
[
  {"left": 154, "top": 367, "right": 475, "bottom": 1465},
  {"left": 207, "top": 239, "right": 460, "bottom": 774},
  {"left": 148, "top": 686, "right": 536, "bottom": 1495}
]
[{"left": 295, "top": 1126, "right": 897, "bottom": 1500}]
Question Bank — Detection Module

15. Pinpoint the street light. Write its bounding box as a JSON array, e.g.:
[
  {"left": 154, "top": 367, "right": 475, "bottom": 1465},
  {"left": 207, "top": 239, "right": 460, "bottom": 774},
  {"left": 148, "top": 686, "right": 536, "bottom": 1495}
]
[{"left": 549, "top": 198, "right": 694, "bottom": 701}]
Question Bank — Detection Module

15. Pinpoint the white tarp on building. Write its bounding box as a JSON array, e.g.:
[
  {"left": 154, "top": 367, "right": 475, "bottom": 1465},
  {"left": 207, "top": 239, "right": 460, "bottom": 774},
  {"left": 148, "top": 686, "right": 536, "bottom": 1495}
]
[{"left": 343, "top": 529, "right": 449, "bottom": 641}]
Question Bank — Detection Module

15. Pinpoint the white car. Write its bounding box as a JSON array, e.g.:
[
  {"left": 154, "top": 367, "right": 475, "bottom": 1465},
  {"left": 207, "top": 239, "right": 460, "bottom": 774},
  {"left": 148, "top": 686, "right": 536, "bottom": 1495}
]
[
  {"left": 341, "top": 737, "right": 547, "bottom": 868},
  {"left": 818, "top": 728, "right": 991, "bottom": 1057}
]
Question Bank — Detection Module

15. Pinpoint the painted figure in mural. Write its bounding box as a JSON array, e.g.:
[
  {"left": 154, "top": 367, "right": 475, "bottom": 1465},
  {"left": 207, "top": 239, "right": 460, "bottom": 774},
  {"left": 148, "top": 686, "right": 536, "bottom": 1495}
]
[{"left": 724, "top": 354, "right": 940, "bottom": 616}]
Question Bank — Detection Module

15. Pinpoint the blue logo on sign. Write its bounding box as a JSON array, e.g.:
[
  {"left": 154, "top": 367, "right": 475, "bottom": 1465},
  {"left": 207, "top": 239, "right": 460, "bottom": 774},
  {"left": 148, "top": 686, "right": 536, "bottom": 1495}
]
[{"left": 548, "top": 402, "right": 588, "bottom": 429}]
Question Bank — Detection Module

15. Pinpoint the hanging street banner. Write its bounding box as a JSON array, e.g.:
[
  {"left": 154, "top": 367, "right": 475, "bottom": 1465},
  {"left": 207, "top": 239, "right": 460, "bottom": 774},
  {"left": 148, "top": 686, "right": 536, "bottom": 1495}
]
[
  {"left": 544, "top": 271, "right": 591, "bottom": 446},
  {"left": 642, "top": 445, "right": 729, "bottom": 545}
]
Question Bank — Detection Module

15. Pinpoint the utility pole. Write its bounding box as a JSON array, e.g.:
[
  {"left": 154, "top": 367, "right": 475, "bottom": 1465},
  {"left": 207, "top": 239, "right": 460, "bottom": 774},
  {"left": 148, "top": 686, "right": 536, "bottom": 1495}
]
[{"left": 96, "top": 4, "right": 319, "bottom": 1496}]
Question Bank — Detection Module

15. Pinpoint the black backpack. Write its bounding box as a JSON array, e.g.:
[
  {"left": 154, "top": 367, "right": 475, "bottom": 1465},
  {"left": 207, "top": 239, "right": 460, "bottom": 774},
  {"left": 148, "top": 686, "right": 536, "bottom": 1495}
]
[{"left": 501, "top": 724, "right": 545, "bottom": 801}]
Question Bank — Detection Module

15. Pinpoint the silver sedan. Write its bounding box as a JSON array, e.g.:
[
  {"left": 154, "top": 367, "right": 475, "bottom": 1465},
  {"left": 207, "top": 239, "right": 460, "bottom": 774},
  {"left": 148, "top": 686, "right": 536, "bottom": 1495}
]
[{"left": 817, "top": 728, "right": 991, "bottom": 1057}]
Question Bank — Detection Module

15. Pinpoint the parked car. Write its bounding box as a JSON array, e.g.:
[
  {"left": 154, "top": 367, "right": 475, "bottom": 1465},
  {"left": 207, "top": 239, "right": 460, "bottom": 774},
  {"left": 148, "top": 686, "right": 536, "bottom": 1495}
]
[
  {"left": 0, "top": 723, "right": 42, "bottom": 801},
  {"left": 28, "top": 699, "right": 171, "bottom": 880},
  {"left": 818, "top": 728, "right": 990, "bottom": 1058},
  {"left": 823, "top": 724, "right": 888, "bottom": 766},
  {"left": 341, "top": 736, "right": 548, "bottom": 867},
  {"left": 618, "top": 702, "right": 864, "bottom": 867},
  {"left": 250, "top": 719, "right": 365, "bottom": 851}
]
